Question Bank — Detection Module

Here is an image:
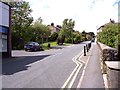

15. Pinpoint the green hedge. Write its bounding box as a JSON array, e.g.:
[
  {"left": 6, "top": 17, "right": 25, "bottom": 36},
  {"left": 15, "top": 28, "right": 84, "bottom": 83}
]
[{"left": 97, "top": 23, "right": 120, "bottom": 48}]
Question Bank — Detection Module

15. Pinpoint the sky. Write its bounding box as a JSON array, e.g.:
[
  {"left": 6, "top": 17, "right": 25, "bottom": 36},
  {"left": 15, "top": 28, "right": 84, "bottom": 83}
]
[{"left": 25, "top": 0, "right": 119, "bottom": 34}]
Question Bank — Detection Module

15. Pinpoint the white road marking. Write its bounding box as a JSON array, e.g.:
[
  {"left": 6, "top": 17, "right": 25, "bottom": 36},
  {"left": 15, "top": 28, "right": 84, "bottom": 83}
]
[
  {"left": 68, "top": 53, "right": 84, "bottom": 88},
  {"left": 78, "top": 53, "right": 85, "bottom": 64},
  {"left": 68, "top": 60, "right": 83, "bottom": 88},
  {"left": 61, "top": 50, "right": 84, "bottom": 88},
  {"left": 61, "top": 55, "right": 79, "bottom": 88}
]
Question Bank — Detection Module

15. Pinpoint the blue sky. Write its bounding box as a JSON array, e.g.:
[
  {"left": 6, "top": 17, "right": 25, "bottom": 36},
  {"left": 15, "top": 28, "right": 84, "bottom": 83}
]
[{"left": 25, "top": 0, "right": 119, "bottom": 34}]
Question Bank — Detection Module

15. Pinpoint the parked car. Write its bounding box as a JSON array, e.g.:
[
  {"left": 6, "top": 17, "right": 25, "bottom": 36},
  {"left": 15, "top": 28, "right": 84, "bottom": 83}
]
[{"left": 24, "top": 42, "right": 42, "bottom": 51}]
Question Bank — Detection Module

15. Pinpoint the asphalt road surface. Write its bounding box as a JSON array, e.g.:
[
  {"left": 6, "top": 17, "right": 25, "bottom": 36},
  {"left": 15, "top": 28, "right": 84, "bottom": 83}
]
[{"left": 2, "top": 41, "right": 102, "bottom": 88}]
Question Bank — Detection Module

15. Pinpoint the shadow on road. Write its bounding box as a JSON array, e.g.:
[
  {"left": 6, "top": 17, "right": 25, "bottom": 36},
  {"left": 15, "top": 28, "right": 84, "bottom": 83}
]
[{"left": 2, "top": 55, "right": 50, "bottom": 75}]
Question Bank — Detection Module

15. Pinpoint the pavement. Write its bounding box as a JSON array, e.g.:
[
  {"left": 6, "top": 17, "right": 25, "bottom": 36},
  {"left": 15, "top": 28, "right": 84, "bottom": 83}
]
[
  {"left": 78, "top": 42, "right": 105, "bottom": 88},
  {"left": 2, "top": 41, "right": 105, "bottom": 88}
]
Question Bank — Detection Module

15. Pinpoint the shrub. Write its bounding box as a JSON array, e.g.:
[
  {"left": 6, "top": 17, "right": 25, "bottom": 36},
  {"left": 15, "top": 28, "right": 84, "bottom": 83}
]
[
  {"left": 57, "top": 29, "right": 65, "bottom": 45},
  {"left": 65, "top": 38, "right": 72, "bottom": 43},
  {"left": 97, "top": 23, "right": 120, "bottom": 48},
  {"left": 50, "top": 32, "right": 58, "bottom": 41},
  {"left": 74, "top": 35, "right": 81, "bottom": 44}
]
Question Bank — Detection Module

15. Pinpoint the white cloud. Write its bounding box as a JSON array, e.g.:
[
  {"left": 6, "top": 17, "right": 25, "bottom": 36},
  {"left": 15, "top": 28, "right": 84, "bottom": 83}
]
[{"left": 25, "top": 0, "right": 118, "bottom": 34}]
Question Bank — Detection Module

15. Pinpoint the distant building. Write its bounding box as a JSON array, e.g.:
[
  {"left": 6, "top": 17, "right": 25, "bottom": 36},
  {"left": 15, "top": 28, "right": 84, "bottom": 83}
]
[
  {"left": 97, "top": 19, "right": 115, "bottom": 32},
  {"left": 97, "top": 25, "right": 105, "bottom": 32},
  {"left": 47, "top": 23, "right": 61, "bottom": 34},
  {"left": 0, "top": 2, "right": 11, "bottom": 58}
]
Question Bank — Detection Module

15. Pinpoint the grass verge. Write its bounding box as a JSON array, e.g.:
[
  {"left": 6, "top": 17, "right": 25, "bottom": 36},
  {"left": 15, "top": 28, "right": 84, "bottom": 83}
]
[{"left": 41, "top": 42, "right": 72, "bottom": 50}]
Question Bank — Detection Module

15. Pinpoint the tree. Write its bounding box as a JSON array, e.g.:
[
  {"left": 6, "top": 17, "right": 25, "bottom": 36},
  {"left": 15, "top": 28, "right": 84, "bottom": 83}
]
[
  {"left": 73, "top": 31, "right": 81, "bottom": 44},
  {"left": 89, "top": 32, "right": 95, "bottom": 38},
  {"left": 50, "top": 32, "right": 58, "bottom": 41},
  {"left": 32, "top": 21, "right": 51, "bottom": 44},
  {"left": 97, "top": 23, "right": 120, "bottom": 48},
  {"left": 36, "top": 17, "right": 43, "bottom": 23},
  {"left": 57, "top": 29, "right": 65, "bottom": 45},
  {"left": 10, "top": 1, "right": 33, "bottom": 34},
  {"left": 9, "top": 1, "right": 33, "bottom": 49},
  {"left": 59, "top": 18, "right": 75, "bottom": 43},
  {"left": 74, "top": 35, "right": 81, "bottom": 44},
  {"left": 81, "top": 30, "right": 87, "bottom": 41}
]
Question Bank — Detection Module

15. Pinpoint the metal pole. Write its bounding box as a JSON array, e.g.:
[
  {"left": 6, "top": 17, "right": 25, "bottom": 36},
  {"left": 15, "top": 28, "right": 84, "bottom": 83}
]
[
  {"left": 86, "top": 44, "right": 88, "bottom": 52},
  {"left": 84, "top": 46, "right": 86, "bottom": 56}
]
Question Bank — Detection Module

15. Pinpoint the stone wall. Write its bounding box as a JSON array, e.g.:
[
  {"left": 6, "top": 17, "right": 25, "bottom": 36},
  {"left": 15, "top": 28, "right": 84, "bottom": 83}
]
[
  {"left": 97, "top": 42, "right": 120, "bottom": 88},
  {"left": 97, "top": 42, "right": 118, "bottom": 61},
  {"left": 107, "top": 66, "right": 120, "bottom": 88}
]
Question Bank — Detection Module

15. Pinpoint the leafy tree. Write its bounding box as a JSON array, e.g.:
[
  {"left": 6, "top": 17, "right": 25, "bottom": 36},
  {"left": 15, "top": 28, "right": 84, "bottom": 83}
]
[
  {"left": 57, "top": 29, "right": 65, "bottom": 45},
  {"left": 50, "top": 32, "right": 58, "bottom": 41},
  {"left": 81, "top": 30, "right": 87, "bottom": 41},
  {"left": 97, "top": 23, "right": 120, "bottom": 48},
  {"left": 74, "top": 35, "right": 81, "bottom": 44},
  {"left": 36, "top": 17, "right": 43, "bottom": 23},
  {"left": 89, "top": 32, "right": 95, "bottom": 38},
  {"left": 9, "top": 1, "right": 33, "bottom": 49},
  {"left": 59, "top": 18, "right": 75, "bottom": 44},
  {"left": 10, "top": 1, "right": 33, "bottom": 34},
  {"left": 73, "top": 31, "right": 81, "bottom": 43},
  {"left": 32, "top": 21, "right": 51, "bottom": 44},
  {"left": 62, "top": 19, "right": 75, "bottom": 38}
]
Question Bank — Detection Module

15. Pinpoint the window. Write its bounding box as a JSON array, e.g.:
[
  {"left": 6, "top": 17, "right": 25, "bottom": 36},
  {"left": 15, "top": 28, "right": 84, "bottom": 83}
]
[
  {"left": 0, "top": 34, "right": 7, "bottom": 52},
  {"left": 0, "top": 26, "right": 8, "bottom": 34}
]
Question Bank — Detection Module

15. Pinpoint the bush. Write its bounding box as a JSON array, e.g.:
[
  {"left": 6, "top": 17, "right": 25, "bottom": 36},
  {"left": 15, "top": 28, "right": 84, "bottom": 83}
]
[
  {"left": 57, "top": 36, "right": 65, "bottom": 45},
  {"left": 97, "top": 23, "right": 120, "bottom": 48},
  {"left": 12, "top": 34, "right": 24, "bottom": 50},
  {"left": 74, "top": 35, "right": 81, "bottom": 44},
  {"left": 50, "top": 32, "right": 58, "bottom": 41},
  {"left": 57, "top": 29, "right": 65, "bottom": 45},
  {"left": 65, "top": 38, "right": 72, "bottom": 43}
]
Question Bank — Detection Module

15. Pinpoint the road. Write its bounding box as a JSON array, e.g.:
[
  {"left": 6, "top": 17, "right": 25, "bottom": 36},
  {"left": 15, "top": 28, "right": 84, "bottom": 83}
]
[{"left": 2, "top": 41, "right": 104, "bottom": 88}]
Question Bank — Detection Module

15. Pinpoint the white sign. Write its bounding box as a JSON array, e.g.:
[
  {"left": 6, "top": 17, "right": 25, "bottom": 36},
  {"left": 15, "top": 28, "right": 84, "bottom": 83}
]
[{"left": 0, "top": 2, "right": 9, "bottom": 27}]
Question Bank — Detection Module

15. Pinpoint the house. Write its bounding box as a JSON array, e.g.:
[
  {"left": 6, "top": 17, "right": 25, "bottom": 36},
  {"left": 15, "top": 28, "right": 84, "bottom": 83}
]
[
  {"left": 47, "top": 23, "right": 61, "bottom": 34},
  {"left": 97, "top": 25, "right": 105, "bottom": 32},
  {"left": 97, "top": 19, "right": 115, "bottom": 32}
]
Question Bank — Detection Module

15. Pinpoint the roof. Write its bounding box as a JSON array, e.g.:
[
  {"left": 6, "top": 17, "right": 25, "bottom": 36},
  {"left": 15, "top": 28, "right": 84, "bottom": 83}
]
[{"left": 97, "top": 25, "right": 105, "bottom": 30}]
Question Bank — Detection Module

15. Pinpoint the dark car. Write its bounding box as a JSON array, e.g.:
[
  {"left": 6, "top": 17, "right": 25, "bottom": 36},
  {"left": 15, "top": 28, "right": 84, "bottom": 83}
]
[{"left": 24, "top": 42, "right": 42, "bottom": 51}]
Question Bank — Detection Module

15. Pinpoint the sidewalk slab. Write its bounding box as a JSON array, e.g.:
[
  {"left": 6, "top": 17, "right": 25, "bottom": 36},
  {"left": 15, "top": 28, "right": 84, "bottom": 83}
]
[{"left": 80, "top": 43, "right": 105, "bottom": 88}]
